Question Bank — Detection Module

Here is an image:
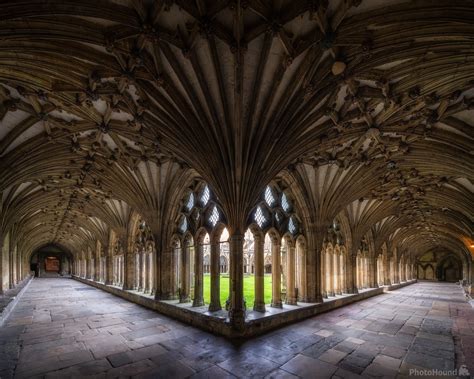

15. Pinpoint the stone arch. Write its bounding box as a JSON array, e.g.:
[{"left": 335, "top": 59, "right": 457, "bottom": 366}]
[
  {"left": 437, "top": 254, "right": 463, "bottom": 282},
  {"left": 424, "top": 264, "right": 435, "bottom": 280}
]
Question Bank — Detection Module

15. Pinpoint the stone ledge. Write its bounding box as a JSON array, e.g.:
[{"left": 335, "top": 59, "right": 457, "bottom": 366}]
[
  {"left": 384, "top": 279, "right": 417, "bottom": 292},
  {"left": 73, "top": 276, "right": 416, "bottom": 338},
  {"left": 242, "top": 287, "right": 385, "bottom": 337},
  {"left": 0, "top": 275, "right": 34, "bottom": 327}
]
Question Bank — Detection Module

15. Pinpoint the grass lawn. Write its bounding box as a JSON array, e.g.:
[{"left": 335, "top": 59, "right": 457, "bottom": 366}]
[{"left": 201, "top": 274, "right": 273, "bottom": 307}]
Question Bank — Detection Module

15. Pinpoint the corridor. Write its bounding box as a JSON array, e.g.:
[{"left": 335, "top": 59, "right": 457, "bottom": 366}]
[{"left": 1, "top": 280, "right": 473, "bottom": 378}]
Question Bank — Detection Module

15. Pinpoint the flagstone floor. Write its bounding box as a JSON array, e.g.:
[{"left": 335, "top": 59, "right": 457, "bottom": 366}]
[{"left": 0, "top": 279, "right": 473, "bottom": 378}]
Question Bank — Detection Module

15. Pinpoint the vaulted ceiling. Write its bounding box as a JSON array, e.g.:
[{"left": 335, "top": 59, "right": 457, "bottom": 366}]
[{"left": 0, "top": 0, "right": 472, "bottom": 260}]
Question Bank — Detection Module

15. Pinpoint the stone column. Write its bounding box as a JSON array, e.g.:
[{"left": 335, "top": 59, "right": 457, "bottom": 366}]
[
  {"left": 209, "top": 242, "right": 221, "bottom": 311},
  {"left": 103, "top": 256, "right": 109, "bottom": 284},
  {"left": 286, "top": 243, "right": 297, "bottom": 305},
  {"left": 340, "top": 253, "right": 346, "bottom": 293},
  {"left": 114, "top": 257, "right": 118, "bottom": 285},
  {"left": 339, "top": 254, "right": 345, "bottom": 293},
  {"left": 307, "top": 238, "right": 323, "bottom": 304},
  {"left": 328, "top": 251, "right": 335, "bottom": 296},
  {"left": 105, "top": 246, "right": 112, "bottom": 285},
  {"left": 297, "top": 243, "right": 307, "bottom": 301},
  {"left": 383, "top": 256, "right": 391, "bottom": 285},
  {"left": 86, "top": 256, "right": 91, "bottom": 279},
  {"left": 112, "top": 257, "right": 117, "bottom": 285},
  {"left": 193, "top": 243, "right": 204, "bottom": 307},
  {"left": 364, "top": 257, "right": 368, "bottom": 288},
  {"left": 321, "top": 249, "right": 327, "bottom": 298},
  {"left": 365, "top": 257, "right": 369, "bottom": 287},
  {"left": 270, "top": 239, "right": 282, "bottom": 307},
  {"left": 229, "top": 234, "right": 245, "bottom": 330},
  {"left": 144, "top": 253, "right": 150, "bottom": 293},
  {"left": 9, "top": 245, "right": 15, "bottom": 288},
  {"left": 123, "top": 249, "right": 135, "bottom": 290},
  {"left": 253, "top": 234, "right": 266, "bottom": 311},
  {"left": 357, "top": 256, "right": 362, "bottom": 288},
  {"left": 138, "top": 252, "right": 144, "bottom": 291},
  {"left": 393, "top": 260, "right": 399, "bottom": 284},
  {"left": 117, "top": 257, "right": 120, "bottom": 285},
  {"left": 179, "top": 244, "right": 190, "bottom": 302},
  {"left": 164, "top": 245, "right": 177, "bottom": 299},
  {"left": 347, "top": 253, "right": 359, "bottom": 294},
  {"left": 17, "top": 249, "right": 22, "bottom": 282},
  {"left": 151, "top": 251, "right": 156, "bottom": 296},
  {"left": 94, "top": 253, "right": 100, "bottom": 281},
  {"left": 368, "top": 256, "right": 377, "bottom": 288},
  {"left": 334, "top": 253, "right": 341, "bottom": 295},
  {"left": 121, "top": 256, "right": 125, "bottom": 286}
]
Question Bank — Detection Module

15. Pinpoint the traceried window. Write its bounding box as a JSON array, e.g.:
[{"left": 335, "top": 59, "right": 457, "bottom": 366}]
[
  {"left": 265, "top": 186, "right": 275, "bottom": 207},
  {"left": 201, "top": 185, "right": 210, "bottom": 206},
  {"left": 251, "top": 184, "right": 303, "bottom": 238},
  {"left": 255, "top": 206, "right": 266, "bottom": 228},
  {"left": 326, "top": 218, "right": 344, "bottom": 245},
  {"left": 275, "top": 211, "right": 281, "bottom": 223},
  {"left": 186, "top": 193, "right": 195, "bottom": 211},
  {"left": 179, "top": 217, "right": 188, "bottom": 233},
  {"left": 288, "top": 217, "right": 297, "bottom": 234},
  {"left": 281, "top": 193, "right": 290, "bottom": 212},
  {"left": 177, "top": 183, "right": 224, "bottom": 236},
  {"left": 209, "top": 206, "right": 219, "bottom": 227}
]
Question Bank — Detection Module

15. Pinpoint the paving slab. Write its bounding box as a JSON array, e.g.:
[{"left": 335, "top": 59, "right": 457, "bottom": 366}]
[{"left": 0, "top": 279, "right": 472, "bottom": 378}]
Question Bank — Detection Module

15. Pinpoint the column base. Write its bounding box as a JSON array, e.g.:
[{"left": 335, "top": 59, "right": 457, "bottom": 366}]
[
  {"left": 160, "top": 292, "right": 178, "bottom": 300},
  {"left": 229, "top": 308, "right": 246, "bottom": 330},
  {"left": 253, "top": 301, "right": 266, "bottom": 312},
  {"left": 271, "top": 300, "right": 283, "bottom": 308},
  {"left": 328, "top": 291, "right": 335, "bottom": 297},
  {"left": 179, "top": 296, "right": 190, "bottom": 303},
  {"left": 192, "top": 298, "right": 205, "bottom": 307},
  {"left": 285, "top": 298, "right": 297, "bottom": 305},
  {"left": 208, "top": 302, "right": 222, "bottom": 312}
]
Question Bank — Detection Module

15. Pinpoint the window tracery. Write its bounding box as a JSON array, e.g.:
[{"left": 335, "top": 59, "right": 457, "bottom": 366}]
[
  {"left": 252, "top": 185, "right": 302, "bottom": 236},
  {"left": 177, "top": 183, "right": 224, "bottom": 236}
]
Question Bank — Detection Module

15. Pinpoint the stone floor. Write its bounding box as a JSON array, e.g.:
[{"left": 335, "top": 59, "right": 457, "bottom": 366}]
[{"left": 1, "top": 279, "right": 473, "bottom": 379}]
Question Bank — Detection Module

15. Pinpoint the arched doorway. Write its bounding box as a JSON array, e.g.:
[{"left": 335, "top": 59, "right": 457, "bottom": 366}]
[
  {"left": 30, "top": 245, "right": 73, "bottom": 278},
  {"left": 424, "top": 265, "right": 435, "bottom": 280},
  {"left": 437, "top": 255, "right": 462, "bottom": 282}
]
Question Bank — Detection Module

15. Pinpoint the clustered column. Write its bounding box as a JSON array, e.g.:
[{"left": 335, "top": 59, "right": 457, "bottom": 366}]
[
  {"left": 271, "top": 238, "right": 282, "bottom": 308},
  {"left": 286, "top": 243, "right": 297, "bottom": 305},
  {"left": 179, "top": 242, "right": 190, "bottom": 302},
  {"left": 209, "top": 240, "right": 221, "bottom": 311},
  {"left": 193, "top": 243, "right": 204, "bottom": 307},
  {"left": 253, "top": 234, "right": 266, "bottom": 311},
  {"left": 229, "top": 234, "right": 245, "bottom": 329}
]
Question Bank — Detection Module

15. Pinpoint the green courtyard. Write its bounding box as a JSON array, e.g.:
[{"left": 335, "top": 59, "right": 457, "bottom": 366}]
[{"left": 200, "top": 273, "right": 274, "bottom": 307}]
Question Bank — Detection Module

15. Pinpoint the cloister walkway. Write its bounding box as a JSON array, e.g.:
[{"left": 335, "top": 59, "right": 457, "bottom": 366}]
[{"left": 1, "top": 280, "right": 473, "bottom": 378}]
